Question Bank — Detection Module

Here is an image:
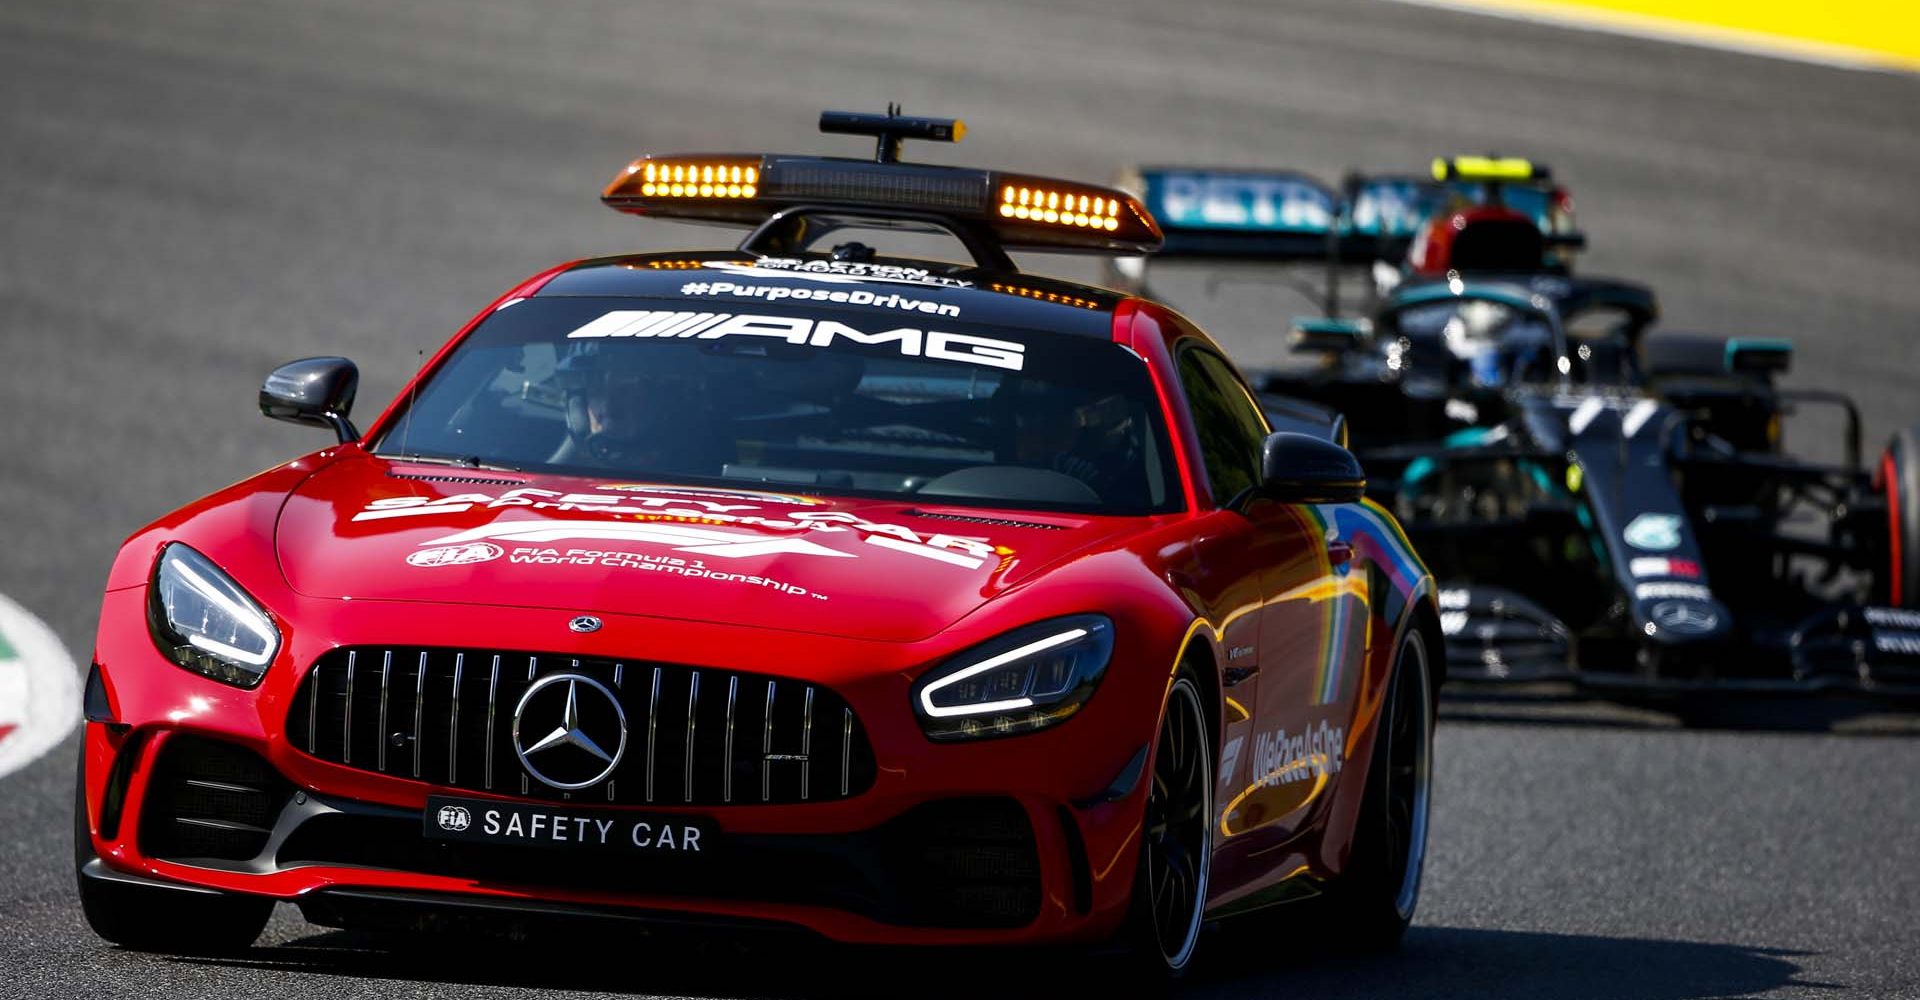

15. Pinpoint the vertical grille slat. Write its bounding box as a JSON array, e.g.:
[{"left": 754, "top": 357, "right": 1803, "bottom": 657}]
[
  {"left": 448, "top": 653, "right": 465, "bottom": 785},
  {"left": 723, "top": 676, "right": 738, "bottom": 804},
  {"left": 646, "top": 666, "right": 661, "bottom": 804},
  {"left": 342, "top": 651, "right": 357, "bottom": 765},
  {"left": 376, "top": 650, "right": 392, "bottom": 773},
  {"left": 485, "top": 654, "right": 501, "bottom": 791},
  {"left": 289, "top": 647, "right": 874, "bottom": 806},
  {"left": 306, "top": 665, "right": 320, "bottom": 755},
  {"left": 684, "top": 672, "right": 701, "bottom": 804},
  {"left": 411, "top": 651, "right": 427, "bottom": 778},
  {"left": 801, "top": 686, "right": 815, "bottom": 802},
  {"left": 761, "top": 681, "right": 777, "bottom": 803}
]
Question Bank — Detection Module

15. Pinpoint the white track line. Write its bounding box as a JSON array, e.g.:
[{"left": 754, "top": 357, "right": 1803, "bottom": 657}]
[
  {"left": 0, "top": 593, "right": 81, "bottom": 782},
  {"left": 1379, "top": 0, "right": 1916, "bottom": 76}
]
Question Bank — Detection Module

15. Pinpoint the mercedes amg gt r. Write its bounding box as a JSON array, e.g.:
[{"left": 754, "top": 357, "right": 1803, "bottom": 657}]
[{"left": 75, "top": 110, "right": 1441, "bottom": 976}]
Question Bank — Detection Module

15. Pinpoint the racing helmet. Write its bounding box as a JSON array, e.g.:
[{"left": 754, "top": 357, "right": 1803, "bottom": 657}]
[
  {"left": 1437, "top": 299, "right": 1555, "bottom": 388},
  {"left": 556, "top": 341, "right": 718, "bottom": 462},
  {"left": 1406, "top": 204, "right": 1547, "bottom": 279}
]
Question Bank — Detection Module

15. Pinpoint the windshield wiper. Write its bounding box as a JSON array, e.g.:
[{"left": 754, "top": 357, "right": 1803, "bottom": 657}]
[{"left": 381, "top": 451, "right": 523, "bottom": 473}]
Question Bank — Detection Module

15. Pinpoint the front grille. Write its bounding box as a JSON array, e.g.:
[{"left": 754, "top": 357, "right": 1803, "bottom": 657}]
[
  {"left": 139, "top": 735, "right": 290, "bottom": 862},
  {"left": 277, "top": 797, "right": 1040, "bottom": 929},
  {"left": 286, "top": 647, "right": 876, "bottom": 806}
]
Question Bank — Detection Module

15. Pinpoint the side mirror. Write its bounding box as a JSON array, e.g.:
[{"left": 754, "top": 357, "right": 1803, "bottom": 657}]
[
  {"left": 260, "top": 357, "right": 359, "bottom": 443},
  {"left": 1290, "top": 316, "right": 1370, "bottom": 353},
  {"left": 1258, "top": 431, "right": 1365, "bottom": 504}
]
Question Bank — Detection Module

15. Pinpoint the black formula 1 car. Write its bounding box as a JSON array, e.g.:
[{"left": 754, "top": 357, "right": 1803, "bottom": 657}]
[{"left": 1107, "top": 156, "right": 1920, "bottom": 702}]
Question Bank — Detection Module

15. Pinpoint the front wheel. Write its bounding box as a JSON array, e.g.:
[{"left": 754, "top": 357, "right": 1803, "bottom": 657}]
[{"left": 1115, "top": 668, "right": 1213, "bottom": 979}]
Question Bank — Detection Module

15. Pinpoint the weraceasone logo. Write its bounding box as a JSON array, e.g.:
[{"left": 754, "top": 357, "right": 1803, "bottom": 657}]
[
  {"left": 1250, "top": 720, "right": 1345, "bottom": 789},
  {"left": 565, "top": 310, "right": 1026, "bottom": 372}
]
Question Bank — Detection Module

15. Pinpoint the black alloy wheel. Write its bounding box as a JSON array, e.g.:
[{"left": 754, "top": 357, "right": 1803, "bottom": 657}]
[
  {"left": 1141, "top": 673, "right": 1212, "bottom": 972},
  {"left": 1382, "top": 630, "right": 1434, "bottom": 922}
]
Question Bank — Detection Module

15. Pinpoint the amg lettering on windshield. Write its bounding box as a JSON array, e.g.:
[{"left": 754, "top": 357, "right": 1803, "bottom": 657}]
[{"left": 565, "top": 310, "right": 1026, "bottom": 372}]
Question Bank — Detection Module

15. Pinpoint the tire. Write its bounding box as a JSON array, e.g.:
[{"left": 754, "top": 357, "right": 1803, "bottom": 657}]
[
  {"left": 1114, "top": 668, "right": 1213, "bottom": 981},
  {"left": 73, "top": 743, "right": 274, "bottom": 953},
  {"left": 1313, "top": 627, "right": 1435, "bottom": 950},
  {"left": 1877, "top": 424, "right": 1920, "bottom": 608}
]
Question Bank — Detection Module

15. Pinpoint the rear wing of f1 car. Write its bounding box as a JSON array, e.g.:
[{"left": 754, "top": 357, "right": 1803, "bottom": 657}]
[{"left": 1107, "top": 157, "right": 1584, "bottom": 311}]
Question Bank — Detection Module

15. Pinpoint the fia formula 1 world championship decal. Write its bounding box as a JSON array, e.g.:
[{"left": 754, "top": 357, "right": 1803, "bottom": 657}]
[
  {"left": 0, "top": 594, "right": 81, "bottom": 782},
  {"left": 358, "top": 487, "right": 1006, "bottom": 570}
]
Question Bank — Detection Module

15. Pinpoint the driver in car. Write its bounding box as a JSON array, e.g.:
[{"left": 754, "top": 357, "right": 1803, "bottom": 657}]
[{"left": 551, "top": 344, "right": 734, "bottom": 475}]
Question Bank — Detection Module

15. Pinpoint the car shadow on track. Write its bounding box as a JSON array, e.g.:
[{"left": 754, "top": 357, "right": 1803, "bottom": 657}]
[
  {"left": 1441, "top": 684, "right": 1920, "bottom": 735},
  {"left": 1188, "top": 925, "right": 1829, "bottom": 1000},
  {"left": 156, "top": 919, "right": 1827, "bottom": 999}
]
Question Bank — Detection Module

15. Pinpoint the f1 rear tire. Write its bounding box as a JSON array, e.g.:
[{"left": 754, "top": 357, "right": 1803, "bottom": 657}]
[
  {"left": 1878, "top": 424, "right": 1920, "bottom": 608},
  {"left": 73, "top": 745, "right": 274, "bottom": 953}
]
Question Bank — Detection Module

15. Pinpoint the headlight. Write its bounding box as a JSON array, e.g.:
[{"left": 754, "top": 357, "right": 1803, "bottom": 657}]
[
  {"left": 148, "top": 543, "right": 281, "bottom": 688},
  {"left": 912, "top": 614, "right": 1113, "bottom": 741}
]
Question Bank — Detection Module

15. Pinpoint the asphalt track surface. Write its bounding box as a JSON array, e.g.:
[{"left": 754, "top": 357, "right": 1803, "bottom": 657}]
[{"left": 3, "top": 1, "right": 1919, "bottom": 997}]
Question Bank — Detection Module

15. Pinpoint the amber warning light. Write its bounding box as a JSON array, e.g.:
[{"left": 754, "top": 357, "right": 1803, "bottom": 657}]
[{"left": 601, "top": 109, "right": 1162, "bottom": 257}]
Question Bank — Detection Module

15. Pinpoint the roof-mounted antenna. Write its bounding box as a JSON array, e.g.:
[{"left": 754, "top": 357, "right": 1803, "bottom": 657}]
[{"left": 818, "top": 105, "right": 966, "bottom": 163}]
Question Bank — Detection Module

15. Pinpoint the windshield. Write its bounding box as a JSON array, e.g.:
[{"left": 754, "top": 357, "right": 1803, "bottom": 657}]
[
  {"left": 1386, "top": 297, "right": 1564, "bottom": 389},
  {"left": 375, "top": 297, "right": 1180, "bottom": 514}
]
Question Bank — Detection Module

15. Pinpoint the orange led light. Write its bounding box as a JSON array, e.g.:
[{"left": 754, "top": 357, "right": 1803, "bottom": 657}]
[
  {"left": 614, "top": 157, "right": 765, "bottom": 201},
  {"left": 996, "top": 182, "right": 1134, "bottom": 232},
  {"left": 990, "top": 283, "right": 1102, "bottom": 309}
]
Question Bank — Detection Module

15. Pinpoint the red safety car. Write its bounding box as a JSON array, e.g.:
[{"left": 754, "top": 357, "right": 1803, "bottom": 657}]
[{"left": 75, "top": 110, "right": 1440, "bottom": 976}]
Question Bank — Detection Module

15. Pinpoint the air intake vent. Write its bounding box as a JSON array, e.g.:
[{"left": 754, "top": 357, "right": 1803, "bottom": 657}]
[
  {"left": 139, "top": 736, "right": 289, "bottom": 862},
  {"left": 906, "top": 510, "right": 1067, "bottom": 530},
  {"left": 287, "top": 647, "right": 877, "bottom": 806},
  {"left": 387, "top": 472, "right": 527, "bottom": 485}
]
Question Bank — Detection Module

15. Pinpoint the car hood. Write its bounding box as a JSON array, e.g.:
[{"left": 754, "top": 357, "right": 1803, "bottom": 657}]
[{"left": 275, "top": 455, "right": 1143, "bottom": 642}]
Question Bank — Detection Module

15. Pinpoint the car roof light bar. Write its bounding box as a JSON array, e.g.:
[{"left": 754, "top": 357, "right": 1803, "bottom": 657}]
[{"left": 600, "top": 109, "right": 1163, "bottom": 269}]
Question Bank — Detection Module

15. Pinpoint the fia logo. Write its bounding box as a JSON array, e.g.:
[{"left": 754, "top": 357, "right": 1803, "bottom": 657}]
[{"left": 436, "top": 805, "right": 472, "bottom": 832}]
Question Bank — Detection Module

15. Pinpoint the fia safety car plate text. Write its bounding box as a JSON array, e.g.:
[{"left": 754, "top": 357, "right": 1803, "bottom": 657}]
[{"left": 422, "top": 795, "right": 717, "bottom": 854}]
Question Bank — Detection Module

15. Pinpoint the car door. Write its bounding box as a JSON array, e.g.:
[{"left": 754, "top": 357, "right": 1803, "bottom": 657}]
[
  {"left": 1168, "top": 343, "right": 1322, "bottom": 898},
  {"left": 1177, "top": 346, "right": 1366, "bottom": 901}
]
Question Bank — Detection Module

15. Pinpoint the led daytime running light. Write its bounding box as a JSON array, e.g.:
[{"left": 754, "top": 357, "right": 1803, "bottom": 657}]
[
  {"left": 918, "top": 627, "right": 1089, "bottom": 718},
  {"left": 168, "top": 562, "right": 277, "bottom": 666}
]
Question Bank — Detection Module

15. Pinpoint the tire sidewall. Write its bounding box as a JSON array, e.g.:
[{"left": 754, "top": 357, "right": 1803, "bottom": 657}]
[
  {"left": 1884, "top": 426, "right": 1920, "bottom": 608},
  {"left": 1120, "top": 669, "right": 1213, "bottom": 978}
]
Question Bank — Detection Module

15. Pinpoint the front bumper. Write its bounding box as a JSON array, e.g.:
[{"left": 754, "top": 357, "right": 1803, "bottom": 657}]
[{"left": 81, "top": 589, "right": 1159, "bottom": 946}]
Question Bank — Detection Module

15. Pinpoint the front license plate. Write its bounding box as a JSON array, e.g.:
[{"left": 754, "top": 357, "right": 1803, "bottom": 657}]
[{"left": 423, "top": 795, "right": 718, "bottom": 855}]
